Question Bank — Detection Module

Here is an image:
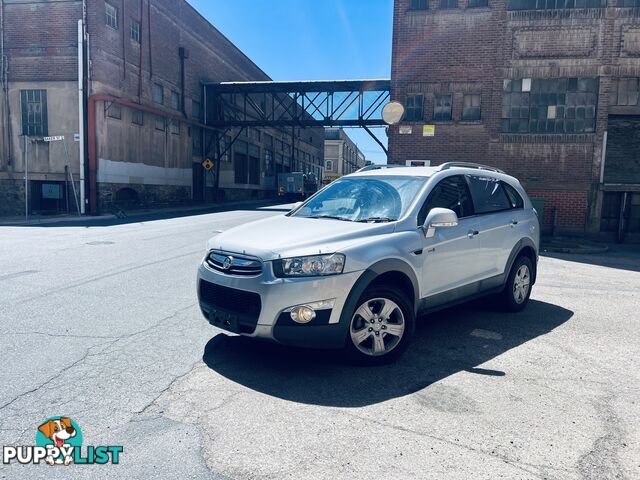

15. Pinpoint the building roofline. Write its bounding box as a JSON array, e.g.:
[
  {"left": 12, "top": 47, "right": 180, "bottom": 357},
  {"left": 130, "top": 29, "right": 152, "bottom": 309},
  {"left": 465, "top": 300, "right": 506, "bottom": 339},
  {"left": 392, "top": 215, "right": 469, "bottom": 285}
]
[{"left": 183, "top": 0, "right": 272, "bottom": 81}]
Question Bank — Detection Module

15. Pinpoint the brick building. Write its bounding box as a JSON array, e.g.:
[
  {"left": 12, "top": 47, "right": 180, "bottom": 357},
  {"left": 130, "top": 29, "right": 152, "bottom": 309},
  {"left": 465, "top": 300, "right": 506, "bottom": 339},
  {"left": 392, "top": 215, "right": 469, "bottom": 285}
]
[
  {"left": 323, "top": 128, "right": 366, "bottom": 184},
  {"left": 389, "top": 0, "right": 640, "bottom": 239},
  {"left": 0, "top": 0, "right": 323, "bottom": 216}
]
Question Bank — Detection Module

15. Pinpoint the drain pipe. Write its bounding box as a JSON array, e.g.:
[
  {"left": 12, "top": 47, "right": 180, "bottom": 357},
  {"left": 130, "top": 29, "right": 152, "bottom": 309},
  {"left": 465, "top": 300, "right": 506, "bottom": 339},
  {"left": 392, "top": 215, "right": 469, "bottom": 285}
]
[{"left": 78, "top": 18, "right": 86, "bottom": 214}]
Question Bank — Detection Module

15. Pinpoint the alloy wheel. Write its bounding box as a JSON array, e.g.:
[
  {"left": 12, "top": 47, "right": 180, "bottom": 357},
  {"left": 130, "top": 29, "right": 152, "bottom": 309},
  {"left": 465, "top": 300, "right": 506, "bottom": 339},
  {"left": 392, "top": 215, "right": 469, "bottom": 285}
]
[
  {"left": 513, "top": 264, "right": 531, "bottom": 304},
  {"left": 350, "top": 297, "right": 405, "bottom": 356}
]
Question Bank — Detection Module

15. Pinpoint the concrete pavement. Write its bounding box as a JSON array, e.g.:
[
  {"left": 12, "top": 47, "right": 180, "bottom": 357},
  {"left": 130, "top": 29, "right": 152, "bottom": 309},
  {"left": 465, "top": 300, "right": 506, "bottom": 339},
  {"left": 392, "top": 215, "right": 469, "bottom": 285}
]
[{"left": 0, "top": 205, "right": 638, "bottom": 479}]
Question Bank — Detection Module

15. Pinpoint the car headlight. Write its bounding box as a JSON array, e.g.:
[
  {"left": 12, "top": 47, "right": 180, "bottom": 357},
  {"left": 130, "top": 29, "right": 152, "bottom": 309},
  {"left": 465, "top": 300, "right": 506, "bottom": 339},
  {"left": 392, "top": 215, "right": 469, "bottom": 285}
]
[{"left": 273, "top": 253, "right": 345, "bottom": 278}]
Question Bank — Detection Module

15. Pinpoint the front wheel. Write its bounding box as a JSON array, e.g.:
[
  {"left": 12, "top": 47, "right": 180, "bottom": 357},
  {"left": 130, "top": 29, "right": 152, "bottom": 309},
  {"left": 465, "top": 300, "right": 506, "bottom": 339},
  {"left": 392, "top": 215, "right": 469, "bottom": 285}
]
[
  {"left": 499, "top": 256, "right": 534, "bottom": 312},
  {"left": 344, "top": 286, "right": 415, "bottom": 365}
]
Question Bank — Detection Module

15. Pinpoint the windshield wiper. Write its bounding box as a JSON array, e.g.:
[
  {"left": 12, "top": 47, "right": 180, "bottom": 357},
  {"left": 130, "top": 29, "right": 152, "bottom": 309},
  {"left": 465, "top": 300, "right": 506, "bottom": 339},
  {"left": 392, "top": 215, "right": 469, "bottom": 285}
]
[
  {"left": 306, "top": 215, "right": 353, "bottom": 222},
  {"left": 356, "top": 217, "right": 397, "bottom": 223}
]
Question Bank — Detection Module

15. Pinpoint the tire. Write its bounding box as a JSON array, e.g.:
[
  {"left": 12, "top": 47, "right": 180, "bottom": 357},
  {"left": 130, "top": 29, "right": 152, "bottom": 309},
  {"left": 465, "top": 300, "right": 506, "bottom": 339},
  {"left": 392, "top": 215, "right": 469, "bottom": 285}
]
[
  {"left": 499, "top": 255, "right": 534, "bottom": 312},
  {"left": 343, "top": 285, "right": 415, "bottom": 365}
]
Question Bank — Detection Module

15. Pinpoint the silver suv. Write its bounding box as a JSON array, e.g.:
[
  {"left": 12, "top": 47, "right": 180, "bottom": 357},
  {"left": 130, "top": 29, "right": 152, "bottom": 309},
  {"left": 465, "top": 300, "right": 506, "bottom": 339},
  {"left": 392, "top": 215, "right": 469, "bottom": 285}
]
[{"left": 197, "top": 163, "right": 539, "bottom": 364}]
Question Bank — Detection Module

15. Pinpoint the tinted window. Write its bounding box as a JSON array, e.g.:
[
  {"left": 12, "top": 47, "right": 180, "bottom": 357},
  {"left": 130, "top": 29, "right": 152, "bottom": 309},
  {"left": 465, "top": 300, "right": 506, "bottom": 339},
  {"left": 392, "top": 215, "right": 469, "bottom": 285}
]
[
  {"left": 418, "top": 175, "right": 474, "bottom": 225},
  {"left": 502, "top": 182, "right": 524, "bottom": 209},
  {"left": 467, "top": 175, "right": 512, "bottom": 214}
]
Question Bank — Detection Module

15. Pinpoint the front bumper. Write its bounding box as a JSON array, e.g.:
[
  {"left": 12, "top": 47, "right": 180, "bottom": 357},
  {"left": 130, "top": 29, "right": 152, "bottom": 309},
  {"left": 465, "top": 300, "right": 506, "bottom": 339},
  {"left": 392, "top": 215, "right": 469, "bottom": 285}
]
[{"left": 197, "top": 259, "right": 362, "bottom": 348}]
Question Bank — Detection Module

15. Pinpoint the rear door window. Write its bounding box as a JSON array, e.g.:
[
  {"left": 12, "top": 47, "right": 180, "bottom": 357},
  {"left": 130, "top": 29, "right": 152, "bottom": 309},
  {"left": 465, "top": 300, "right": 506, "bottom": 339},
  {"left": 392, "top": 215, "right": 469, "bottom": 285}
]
[
  {"left": 466, "top": 175, "right": 512, "bottom": 214},
  {"left": 418, "top": 175, "right": 474, "bottom": 225}
]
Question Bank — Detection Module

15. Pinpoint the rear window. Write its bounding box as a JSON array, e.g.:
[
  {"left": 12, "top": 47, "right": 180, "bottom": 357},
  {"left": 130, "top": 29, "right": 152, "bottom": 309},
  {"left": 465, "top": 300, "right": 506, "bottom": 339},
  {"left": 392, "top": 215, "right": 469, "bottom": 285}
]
[
  {"left": 466, "top": 175, "right": 512, "bottom": 214},
  {"left": 502, "top": 182, "right": 524, "bottom": 209}
]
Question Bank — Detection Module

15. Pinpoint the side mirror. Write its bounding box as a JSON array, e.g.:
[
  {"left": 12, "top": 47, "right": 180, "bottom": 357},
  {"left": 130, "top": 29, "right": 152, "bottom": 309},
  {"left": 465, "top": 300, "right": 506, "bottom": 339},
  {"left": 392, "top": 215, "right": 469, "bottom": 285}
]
[{"left": 423, "top": 208, "right": 458, "bottom": 238}]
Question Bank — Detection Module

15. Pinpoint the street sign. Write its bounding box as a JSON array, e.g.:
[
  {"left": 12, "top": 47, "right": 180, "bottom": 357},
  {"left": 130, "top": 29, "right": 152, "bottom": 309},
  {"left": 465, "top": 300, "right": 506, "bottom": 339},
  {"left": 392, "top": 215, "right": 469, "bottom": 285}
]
[
  {"left": 382, "top": 101, "right": 405, "bottom": 126},
  {"left": 43, "top": 135, "right": 65, "bottom": 142},
  {"left": 202, "top": 159, "right": 214, "bottom": 171},
  {"left": 399, "top": 125, "right": 412, "bottom": 135}
]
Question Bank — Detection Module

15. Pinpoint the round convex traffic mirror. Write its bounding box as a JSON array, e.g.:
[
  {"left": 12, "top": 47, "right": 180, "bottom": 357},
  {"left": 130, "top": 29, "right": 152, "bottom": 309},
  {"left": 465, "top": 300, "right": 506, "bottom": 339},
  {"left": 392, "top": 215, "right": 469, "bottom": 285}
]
[{"left": 381, "top": 101, "right": 405, "bottom": 125}]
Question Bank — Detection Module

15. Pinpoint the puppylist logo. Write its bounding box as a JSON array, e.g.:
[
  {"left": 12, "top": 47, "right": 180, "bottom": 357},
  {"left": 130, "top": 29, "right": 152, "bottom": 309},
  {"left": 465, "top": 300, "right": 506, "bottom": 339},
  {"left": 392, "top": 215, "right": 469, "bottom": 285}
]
[{"left": 2, "top": 417, "right": 123, "bottom": 466}]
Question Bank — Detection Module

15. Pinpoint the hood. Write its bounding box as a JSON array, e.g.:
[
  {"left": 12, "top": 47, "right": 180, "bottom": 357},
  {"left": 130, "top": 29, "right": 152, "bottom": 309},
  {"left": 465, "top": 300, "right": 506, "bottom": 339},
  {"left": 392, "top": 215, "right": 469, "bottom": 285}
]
[{"left": 207, "top": 214, "right": 395, "bottom": 261}]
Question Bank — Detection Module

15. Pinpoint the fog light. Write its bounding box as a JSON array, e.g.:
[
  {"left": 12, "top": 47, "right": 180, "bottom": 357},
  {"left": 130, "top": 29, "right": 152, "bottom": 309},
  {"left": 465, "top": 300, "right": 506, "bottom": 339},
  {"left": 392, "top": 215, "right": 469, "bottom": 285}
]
[{"left": 290, "top": 306, "right": 316, "bottom": 324}]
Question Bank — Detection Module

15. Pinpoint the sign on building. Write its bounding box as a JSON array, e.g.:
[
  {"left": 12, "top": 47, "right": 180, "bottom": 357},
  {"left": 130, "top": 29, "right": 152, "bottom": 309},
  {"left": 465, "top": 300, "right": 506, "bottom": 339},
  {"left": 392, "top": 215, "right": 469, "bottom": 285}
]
[{"left": 422, "top": 125, "right": 435, "bottom": 137}]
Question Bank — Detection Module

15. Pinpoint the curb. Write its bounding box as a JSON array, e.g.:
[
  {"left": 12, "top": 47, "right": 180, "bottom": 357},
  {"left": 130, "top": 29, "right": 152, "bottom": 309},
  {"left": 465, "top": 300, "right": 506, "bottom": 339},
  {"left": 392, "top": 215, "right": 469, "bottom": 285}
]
[{"left": 541, "top": 245, "right": 610, "bottom": 255}]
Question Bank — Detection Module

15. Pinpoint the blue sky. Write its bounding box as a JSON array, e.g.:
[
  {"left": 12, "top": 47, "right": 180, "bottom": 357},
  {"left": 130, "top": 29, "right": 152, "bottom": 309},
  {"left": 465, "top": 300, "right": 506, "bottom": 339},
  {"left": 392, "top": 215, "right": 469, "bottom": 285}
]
[{"left": 187, "top": 0, "right": 393, "bottom": 164}]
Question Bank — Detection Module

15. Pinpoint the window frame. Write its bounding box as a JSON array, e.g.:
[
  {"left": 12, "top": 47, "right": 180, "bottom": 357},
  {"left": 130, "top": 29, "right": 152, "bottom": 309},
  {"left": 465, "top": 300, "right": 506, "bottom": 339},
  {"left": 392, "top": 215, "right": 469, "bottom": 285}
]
[
  {"left": 130, "top": 18, "right": 141, "bottom": 43},
  {"left": 405, "top": 94, "right": 424, "bottom": 122},
  {"left": 153, "top": 83, "right": 164, "bottom": 106},
  {"left": 170, "top": 90, "right": 180, "bottom": 111},
  {"left": 467, "top": 0, "right": 489, "bottom": 7},
  {"left": 20, "top": 89, "right": 48, "bottom": 136},
  {"left": 433, "top": 93, "right": 453, "bottom": 122},
  {"left": 105, "top": 2, "right": 118, "bottom": 30},
  {"left": 440, "top": 0, "right": 459, "bottom": 8},
  {"left": 410, "top": 0, "right": 429, "bottom": 9},
  {"left": 462, "top": 93, "right": 482, "bottom": 121}
]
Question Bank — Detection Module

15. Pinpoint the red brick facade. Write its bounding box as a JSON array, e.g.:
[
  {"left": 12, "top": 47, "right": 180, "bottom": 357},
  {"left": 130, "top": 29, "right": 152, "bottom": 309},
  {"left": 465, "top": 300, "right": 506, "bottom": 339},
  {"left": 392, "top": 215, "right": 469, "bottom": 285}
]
[{"left": 389, "top": 0, "right": 640, "bottom": 235}]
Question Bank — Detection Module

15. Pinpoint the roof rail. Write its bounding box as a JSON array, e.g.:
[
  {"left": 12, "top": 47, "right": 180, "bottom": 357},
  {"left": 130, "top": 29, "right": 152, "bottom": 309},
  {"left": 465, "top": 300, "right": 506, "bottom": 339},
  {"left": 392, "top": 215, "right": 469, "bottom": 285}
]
[
  {"left": 438, "top": 162, "right": 505, "bottom": 174},
  {"left": 356, "top": 164, "right": 407, "bottom": 173}
]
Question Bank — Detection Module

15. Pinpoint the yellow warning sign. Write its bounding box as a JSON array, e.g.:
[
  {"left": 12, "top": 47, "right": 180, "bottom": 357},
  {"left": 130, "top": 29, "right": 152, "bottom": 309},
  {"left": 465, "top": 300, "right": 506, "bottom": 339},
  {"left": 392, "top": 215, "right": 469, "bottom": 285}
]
[
  {"left": 202, "top": 159, "right": 214, "bottom": 171},
  {"left": 423, "top": 125, "right": 435, "bottom": 137}
]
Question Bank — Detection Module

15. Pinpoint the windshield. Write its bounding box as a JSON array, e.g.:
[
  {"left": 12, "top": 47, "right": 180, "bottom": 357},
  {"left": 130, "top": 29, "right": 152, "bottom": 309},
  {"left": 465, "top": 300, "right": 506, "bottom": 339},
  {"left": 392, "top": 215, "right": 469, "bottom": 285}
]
[{"left": 291, "top": 176, "right": 427, "bottom": 223}]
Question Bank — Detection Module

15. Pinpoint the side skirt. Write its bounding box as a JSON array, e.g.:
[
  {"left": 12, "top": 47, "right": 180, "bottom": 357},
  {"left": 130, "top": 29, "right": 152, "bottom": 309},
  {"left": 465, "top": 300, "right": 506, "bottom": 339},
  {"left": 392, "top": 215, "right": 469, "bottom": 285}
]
[{"left": 417, "top": 274, "right": 506, "bottom": 316}]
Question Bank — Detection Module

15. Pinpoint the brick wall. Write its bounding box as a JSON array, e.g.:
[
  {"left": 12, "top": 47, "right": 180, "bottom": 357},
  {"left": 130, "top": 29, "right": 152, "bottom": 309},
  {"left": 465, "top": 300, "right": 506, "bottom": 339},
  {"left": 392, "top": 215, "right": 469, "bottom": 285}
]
[{"left": 390, "top": 0, "right": 640, "bottom": 233}]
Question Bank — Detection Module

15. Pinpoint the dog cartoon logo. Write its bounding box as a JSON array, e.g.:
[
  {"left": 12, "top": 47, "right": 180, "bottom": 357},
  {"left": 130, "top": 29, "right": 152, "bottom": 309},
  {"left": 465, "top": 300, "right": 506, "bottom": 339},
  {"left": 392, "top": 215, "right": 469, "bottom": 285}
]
[{"left": 36, "top": 417, "right": 82, "bottom": 465}]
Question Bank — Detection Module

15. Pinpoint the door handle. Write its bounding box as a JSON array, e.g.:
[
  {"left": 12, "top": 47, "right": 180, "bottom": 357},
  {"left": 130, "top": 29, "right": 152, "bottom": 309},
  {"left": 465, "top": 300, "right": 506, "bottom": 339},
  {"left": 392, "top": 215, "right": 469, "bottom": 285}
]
[
  {"left": 510, "top": 219, "right": 519, "bottom": 227},
  {"left": 467, "top": 229, "right": 480, "bottom": 238}
]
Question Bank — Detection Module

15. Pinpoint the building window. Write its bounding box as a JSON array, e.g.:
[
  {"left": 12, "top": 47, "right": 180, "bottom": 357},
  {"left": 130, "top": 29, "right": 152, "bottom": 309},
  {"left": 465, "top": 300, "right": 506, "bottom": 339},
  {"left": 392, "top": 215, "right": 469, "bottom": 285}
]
[
  {"left": 192, "top": 100, "right": 201, "bottom": 120},
  {"left": 154, "top": 116, "right": 165, "bottom": 131},
  {"left": 618, "top": 0, "right": 640, "bottom": 5},
  {"left": 405, "top": 94, "right": 424, "bottom": 122},
  {"left": 501, "top": 77, "right": 598, "bottom": 134},
  {"left": 462, "top": 94, "right": 481, "bottom": 121},
  {"left": 468, "top": 0, "right": 488, "bottom": 6},
  {"left": 410, "top": 0, "right": 428, "bottom": 8},
  {"left": 105, "top": 103, "right": 121, "bottom": 120},
  {"left": 441, "top": 0, "right": 458, "bottom": 8},
  {"left": 105, "top": 3, "right": 118, "bottom": 30},
  {"left": 326, "top": 160, "right": 334, "bottom": 171},
  {"left": 433, "top": 94, "right": 452, "bottom": 121},
  {"left": 132, "top": 109, "right": 143, "bottom": 125},
  {"left": 170, "top": 121, "right": 180, "bottom": 135},
  {"left": 508, "top": 0, "right": 605, "bottom": 10},
  {"left": 264, "top": 133, "right": 273, "bottom": 148},
  {"left": 153, "top": 84, "right": 164, "bottom": 105},
  {"left": 130, "top": 19, "right": 140, "bottom": 43},
  {"left": 20, "top": 89, "right": 48, "bottom": 136},
  {"left": 170, "top": 91, "right": 180, "bottom": 111},
  {"left": 192, "top": 127, "right": 202, "bottom": 156},
  {"left": 616, "top": 78, "right": 640, "bottom": 106},
  {"left": 265, "top": 149, "right": 274, "bottom": 176}
]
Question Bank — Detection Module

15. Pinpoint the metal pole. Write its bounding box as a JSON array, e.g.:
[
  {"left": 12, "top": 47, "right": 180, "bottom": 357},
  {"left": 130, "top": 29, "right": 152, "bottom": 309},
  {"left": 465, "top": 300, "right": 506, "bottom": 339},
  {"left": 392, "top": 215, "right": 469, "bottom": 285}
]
[
  {"left": 63, "top": 139, "right": 81, "bottom": 215},
  {"left": 23, "top": 135, "right": 28, "bottom": 221},
  {"left": 78, "top": 19, "right": 86, "bottom": 214}
]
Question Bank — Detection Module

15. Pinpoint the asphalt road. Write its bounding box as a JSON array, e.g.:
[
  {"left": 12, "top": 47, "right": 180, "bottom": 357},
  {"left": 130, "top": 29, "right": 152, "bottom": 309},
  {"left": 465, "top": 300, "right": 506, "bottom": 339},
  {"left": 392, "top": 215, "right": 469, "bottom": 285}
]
[{"left": 0, "top": 204, "right": 638, "bottom": 480}]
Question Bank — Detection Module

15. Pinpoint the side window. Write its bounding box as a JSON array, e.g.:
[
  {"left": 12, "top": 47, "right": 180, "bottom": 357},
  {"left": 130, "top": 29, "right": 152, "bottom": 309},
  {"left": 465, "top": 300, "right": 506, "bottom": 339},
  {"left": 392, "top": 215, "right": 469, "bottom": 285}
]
[
  {"left": 418, "top": 175, "right": 474, "bottom": 225},
  {"left": 466, "top": 175, "right": 512, "bottom": 214},
  {"left": 502, "top": 182, "right": 524, "bottom": 209}
]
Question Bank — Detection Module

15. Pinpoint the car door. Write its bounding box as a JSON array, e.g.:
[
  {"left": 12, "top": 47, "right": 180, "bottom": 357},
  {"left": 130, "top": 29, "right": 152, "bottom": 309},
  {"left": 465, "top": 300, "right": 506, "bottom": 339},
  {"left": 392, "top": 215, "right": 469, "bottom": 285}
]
[
  {"left": 466, "top": 175, "right": 522, "bottom": 278},
  {"left": 419, "top": 175, "right": 483, "bottom": 300}
]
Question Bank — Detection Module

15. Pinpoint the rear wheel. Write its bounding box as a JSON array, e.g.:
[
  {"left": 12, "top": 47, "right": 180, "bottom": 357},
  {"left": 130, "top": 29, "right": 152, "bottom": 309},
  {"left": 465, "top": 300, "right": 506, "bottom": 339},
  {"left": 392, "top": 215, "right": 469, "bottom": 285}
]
[
  {"left": 344, "top": 286, "right": 414, "bottom": 365},
  {"left": 499, "top": 256, "right": 533, "bottom": 312}
]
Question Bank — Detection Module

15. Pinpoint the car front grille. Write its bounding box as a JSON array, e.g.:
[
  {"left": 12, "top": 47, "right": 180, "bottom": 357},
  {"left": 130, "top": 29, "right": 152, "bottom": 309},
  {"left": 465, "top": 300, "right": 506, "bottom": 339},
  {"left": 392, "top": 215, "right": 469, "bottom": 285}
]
[
  {"left": 198, "top": 280, "right": 262, "bottom": 319},
  {"left": 206, "top": 251, "right": 263, "bottom": 276}
]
